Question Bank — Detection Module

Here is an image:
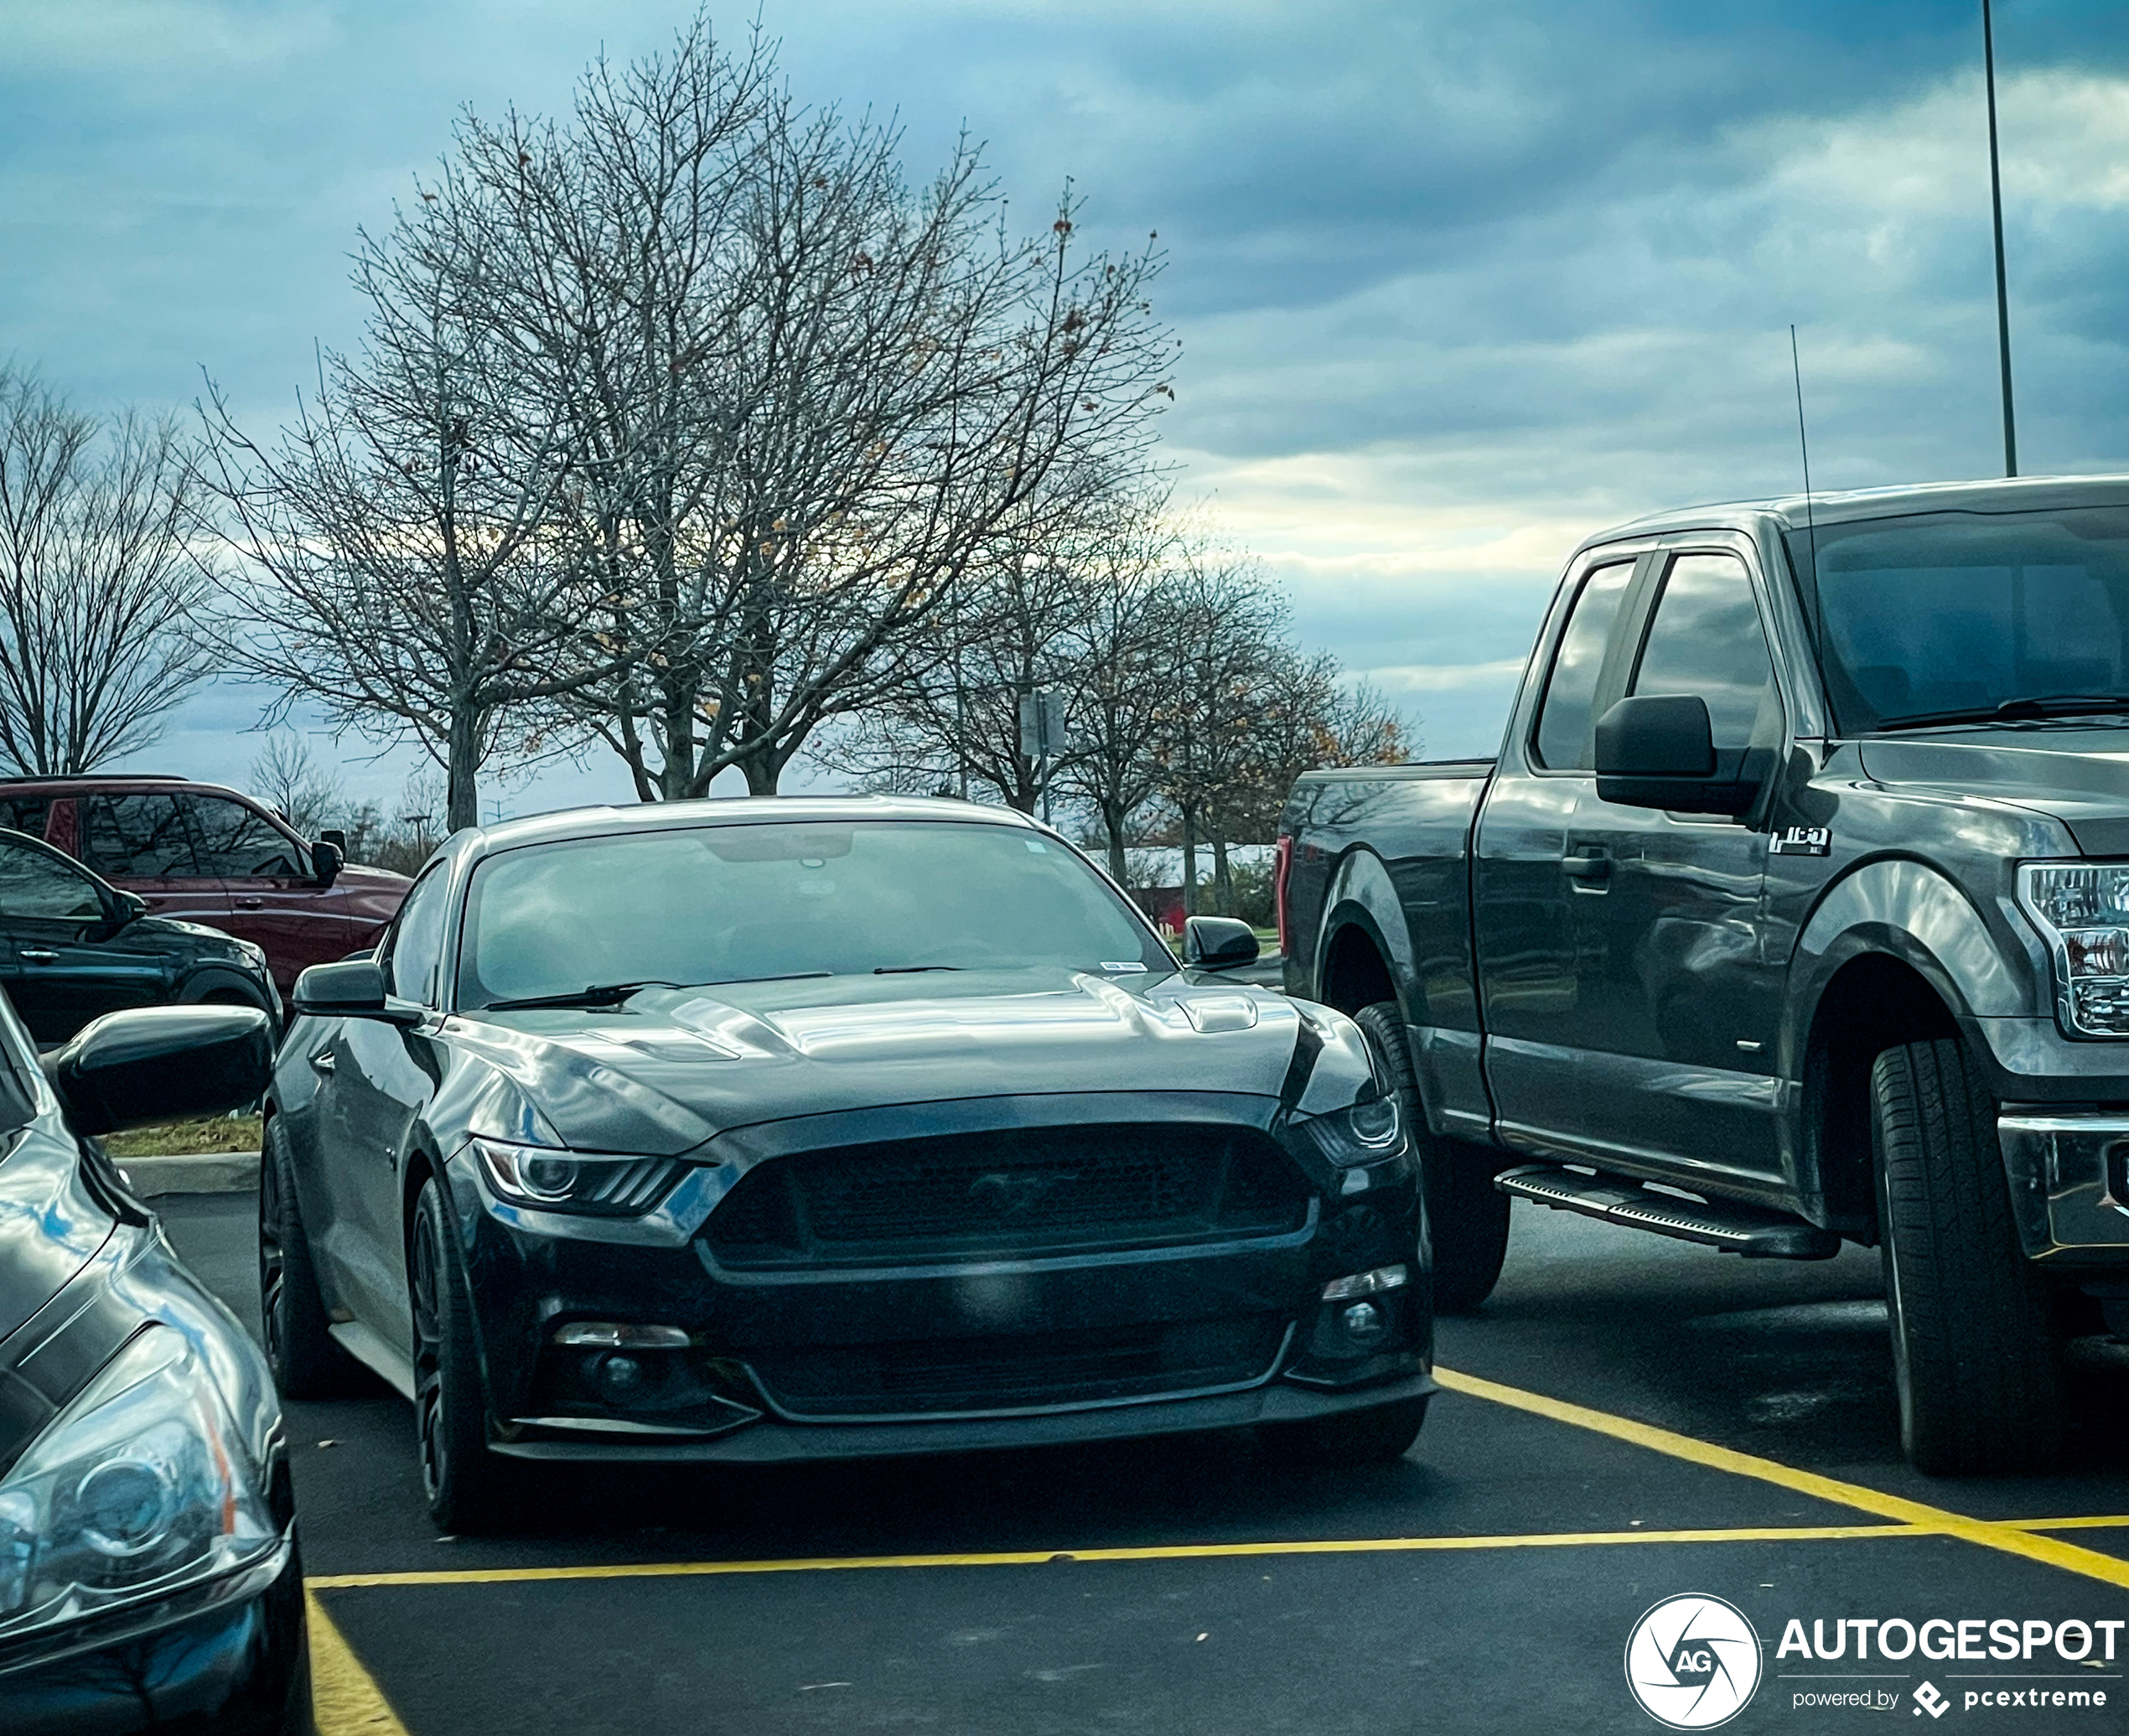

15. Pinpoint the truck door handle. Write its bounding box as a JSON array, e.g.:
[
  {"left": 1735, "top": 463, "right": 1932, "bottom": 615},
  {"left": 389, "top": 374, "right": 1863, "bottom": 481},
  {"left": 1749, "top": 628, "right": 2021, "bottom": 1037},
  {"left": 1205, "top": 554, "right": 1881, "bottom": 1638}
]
[
  {"left": 309, "top": 1051, "right": 335, "bottom": 1075},
  {"left": 1562, "top": 852, "right": 1612, "bottom": 884},
  {"left": 18, "top": 948, "right": 56, "bottom": 963},
  {"left": 236, "top": 897, "right": 265, "bottom": 909}
]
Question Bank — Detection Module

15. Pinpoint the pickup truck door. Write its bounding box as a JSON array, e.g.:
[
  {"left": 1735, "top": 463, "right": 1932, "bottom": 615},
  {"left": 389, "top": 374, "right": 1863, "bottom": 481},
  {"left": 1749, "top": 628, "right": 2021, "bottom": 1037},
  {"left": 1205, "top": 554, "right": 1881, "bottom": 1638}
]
[
  {"left": 1474, "top": 551, "right": 1646, "bottom": 1150},
  {"left": 1559, "top": 547, "right": 1789, "bottom": 1182}
]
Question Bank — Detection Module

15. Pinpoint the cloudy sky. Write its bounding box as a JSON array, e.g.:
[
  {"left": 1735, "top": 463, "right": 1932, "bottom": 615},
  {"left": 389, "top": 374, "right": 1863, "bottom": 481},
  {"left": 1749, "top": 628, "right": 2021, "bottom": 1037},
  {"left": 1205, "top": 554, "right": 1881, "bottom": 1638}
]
[{"left": 5, "top": 0, "right": 2126, "bottom": 815}]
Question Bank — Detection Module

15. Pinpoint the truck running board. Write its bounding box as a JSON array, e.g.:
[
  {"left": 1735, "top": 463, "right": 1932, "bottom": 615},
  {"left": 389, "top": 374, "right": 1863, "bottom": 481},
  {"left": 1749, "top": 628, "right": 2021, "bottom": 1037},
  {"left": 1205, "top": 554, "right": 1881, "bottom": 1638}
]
[{"left": 1494, "top": 1164, "right": 1842, "bottom": 1260}]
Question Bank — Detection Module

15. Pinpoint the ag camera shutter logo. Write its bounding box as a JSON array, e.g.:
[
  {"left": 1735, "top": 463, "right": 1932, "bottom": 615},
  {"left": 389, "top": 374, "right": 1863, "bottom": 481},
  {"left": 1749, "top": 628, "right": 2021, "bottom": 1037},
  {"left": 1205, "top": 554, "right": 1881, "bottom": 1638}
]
[{"left": 1625, "top": 1594, "right": 1762, "bottom": 1728}]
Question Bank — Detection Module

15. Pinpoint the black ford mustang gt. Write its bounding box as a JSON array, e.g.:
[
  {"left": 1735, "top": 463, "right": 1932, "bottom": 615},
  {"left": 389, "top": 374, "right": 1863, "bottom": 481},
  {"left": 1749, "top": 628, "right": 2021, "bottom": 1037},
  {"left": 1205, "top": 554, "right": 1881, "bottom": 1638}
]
[{"left": 262, "top": 797, "right": 1433, "bottom": 1531}]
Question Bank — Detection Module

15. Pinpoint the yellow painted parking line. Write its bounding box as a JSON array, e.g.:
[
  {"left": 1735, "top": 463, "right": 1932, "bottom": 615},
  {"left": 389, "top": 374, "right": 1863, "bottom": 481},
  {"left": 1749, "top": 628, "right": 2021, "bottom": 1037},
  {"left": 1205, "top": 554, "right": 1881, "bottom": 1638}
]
[
  {"left": 307, "top": 1525, "right": 1923, "bottom": 1591},
  {"left": 308, "top": 1588, "right": 411, "bottom": 1734},
  {"left": 2007, "top": 1516, "right": 2129, "bottom": 1532},
  {"left": 1433, "top": 1366, "right": 2129, "bottom": 1592}
]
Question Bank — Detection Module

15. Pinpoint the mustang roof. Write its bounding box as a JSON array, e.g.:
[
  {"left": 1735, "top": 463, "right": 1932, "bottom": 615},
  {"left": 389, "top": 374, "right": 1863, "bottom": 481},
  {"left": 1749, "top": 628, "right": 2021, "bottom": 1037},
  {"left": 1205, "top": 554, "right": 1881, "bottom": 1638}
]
[{"left": 453, "top": 794, "right": 1044, "bottom": 858}]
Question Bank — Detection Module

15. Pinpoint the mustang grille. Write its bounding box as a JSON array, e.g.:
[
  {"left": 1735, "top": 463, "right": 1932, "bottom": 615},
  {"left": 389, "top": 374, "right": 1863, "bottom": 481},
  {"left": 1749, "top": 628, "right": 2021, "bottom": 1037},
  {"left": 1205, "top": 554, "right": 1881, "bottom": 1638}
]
[
  {"left": 746, "top": 1316, "right": 1290, "bottom": 1417},
  {"left": 707, "top": 1122, "right": 1309, "bottom": 1267}
]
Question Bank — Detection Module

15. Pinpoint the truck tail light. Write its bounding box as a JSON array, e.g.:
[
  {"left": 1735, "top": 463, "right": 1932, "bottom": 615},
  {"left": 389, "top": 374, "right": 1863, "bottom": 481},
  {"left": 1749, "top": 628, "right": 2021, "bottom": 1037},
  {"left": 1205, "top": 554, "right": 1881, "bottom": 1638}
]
[{"left": 1274, "top": 832, "right": 1294, "bottom": 960}]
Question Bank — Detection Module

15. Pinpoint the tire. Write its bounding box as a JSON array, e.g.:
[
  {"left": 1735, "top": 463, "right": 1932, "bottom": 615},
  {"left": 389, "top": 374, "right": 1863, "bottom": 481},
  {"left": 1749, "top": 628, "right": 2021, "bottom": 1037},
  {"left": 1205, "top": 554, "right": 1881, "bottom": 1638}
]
[
  {"left": 1355, "top": 1003, "right": 1509, "bottom": 1314},
  {"left": 411, "top": 1177, "right": 521, "bottom": 1533},
  {"left": 1259, "top": 1396, "right": 1429, "bottom": 1467},
  {"left": 1870, "top": 1038, "right": 2065, "bottom": 1474},
  {"left": 258, "top": 1119, "right": 357, "bottom": 1400}
]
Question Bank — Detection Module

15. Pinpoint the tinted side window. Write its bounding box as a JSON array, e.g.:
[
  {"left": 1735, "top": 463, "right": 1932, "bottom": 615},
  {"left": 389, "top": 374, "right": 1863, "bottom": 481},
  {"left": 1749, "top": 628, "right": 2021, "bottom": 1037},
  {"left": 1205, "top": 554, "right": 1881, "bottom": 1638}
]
[
  {"left": 0, "top": 839, "right": 102, "bottom": 920},
  {"left": 80, "top": 793, "right": 197, "bottom": 877},
  {"left": 385, "top": 866, "right": 450, "bottom": 1006},
  {"left": 189, "top": 795, "right": 306, "bottom": 878},
  {"left": 1630, "top": 552, "right": 1781, "bottom": 750},
  {"left": 1533, "top": 562, "right": 1634, "bottom": 770},
  {"left": 0, "top": 799, "right": 51, "bottom": 842}
]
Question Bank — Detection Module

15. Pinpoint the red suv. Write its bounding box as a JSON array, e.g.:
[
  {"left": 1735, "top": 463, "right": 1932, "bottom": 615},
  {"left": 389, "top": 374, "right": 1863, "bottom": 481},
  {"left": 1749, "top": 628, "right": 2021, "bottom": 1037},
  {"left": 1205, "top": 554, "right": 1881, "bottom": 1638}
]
[{"left": 0, "top": 775, "right": 411, "bottom": 994}]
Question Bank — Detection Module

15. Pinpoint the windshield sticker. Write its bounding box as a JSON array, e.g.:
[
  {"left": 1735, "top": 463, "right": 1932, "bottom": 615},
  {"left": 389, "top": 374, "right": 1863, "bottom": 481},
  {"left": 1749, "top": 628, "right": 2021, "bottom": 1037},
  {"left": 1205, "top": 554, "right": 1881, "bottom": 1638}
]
[{"left": 1101, "top": 961, "right": 1147, "bottom": 972}]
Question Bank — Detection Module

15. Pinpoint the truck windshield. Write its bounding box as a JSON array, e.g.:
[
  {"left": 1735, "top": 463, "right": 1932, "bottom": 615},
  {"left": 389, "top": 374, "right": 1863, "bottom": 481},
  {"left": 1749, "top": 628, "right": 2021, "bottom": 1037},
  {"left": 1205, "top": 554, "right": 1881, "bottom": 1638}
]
[
  {"left": 458, "top": 821, "right": 1174, "bottom": 1011},
  {"left": 1786, "top": 505, "right": 2129, "bottom": 733}
]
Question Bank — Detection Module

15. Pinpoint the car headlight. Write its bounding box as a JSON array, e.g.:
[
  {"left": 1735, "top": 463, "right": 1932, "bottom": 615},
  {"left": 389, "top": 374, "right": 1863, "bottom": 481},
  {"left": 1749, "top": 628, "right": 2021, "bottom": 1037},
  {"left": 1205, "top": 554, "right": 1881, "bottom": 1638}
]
[
  {"left": 474, "top": 1137, "right": 685, "bottom": 1215},
  {"left": 0, "top": 1327, "right": 277, "bottom": 1649},
  {"left": 2018, "top": 863, "right": 2129, "bottom": 1037},
  {"left": 1296, "top": 1090, "right": 1405, "bottom": 1167}
]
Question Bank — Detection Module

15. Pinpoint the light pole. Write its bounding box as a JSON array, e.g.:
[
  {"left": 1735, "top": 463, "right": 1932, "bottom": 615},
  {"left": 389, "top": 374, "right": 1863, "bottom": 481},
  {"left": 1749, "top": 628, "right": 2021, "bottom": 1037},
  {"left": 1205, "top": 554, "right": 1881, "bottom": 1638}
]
[{"left": 1983, "top": 0, "right": 2018, "bottom": 476}]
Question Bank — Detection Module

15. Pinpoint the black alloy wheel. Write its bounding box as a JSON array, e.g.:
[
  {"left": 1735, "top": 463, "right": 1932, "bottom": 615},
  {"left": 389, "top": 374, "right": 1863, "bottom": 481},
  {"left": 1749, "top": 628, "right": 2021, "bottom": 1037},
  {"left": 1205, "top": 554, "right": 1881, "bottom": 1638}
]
[
  {"left": 1870, "top": 1037, "right": 2066, "bottom": 1474},
  {"left": 258, "top": 1119, "right": 355, "bottom": 1399},
  {"left": 411, "top": 1177, "right": 519, "bottom": 1533},
  {"left": 1258, "top": 1396, "right": 1429, "bottom": 1467},
  {"left": 1355, "top": 1002, "right": 1509, "bottom": 1314}
]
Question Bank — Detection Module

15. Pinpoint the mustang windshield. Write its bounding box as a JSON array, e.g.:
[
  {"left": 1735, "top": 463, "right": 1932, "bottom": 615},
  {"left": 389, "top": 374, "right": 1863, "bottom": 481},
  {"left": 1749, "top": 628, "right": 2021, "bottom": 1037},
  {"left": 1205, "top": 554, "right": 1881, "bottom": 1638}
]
[
  {"left": 1785, "top": 505, "right": 2129, "bottom": 733},
  {"left": 458, "top": 821, "right": 1173, "bottom": 1011}
]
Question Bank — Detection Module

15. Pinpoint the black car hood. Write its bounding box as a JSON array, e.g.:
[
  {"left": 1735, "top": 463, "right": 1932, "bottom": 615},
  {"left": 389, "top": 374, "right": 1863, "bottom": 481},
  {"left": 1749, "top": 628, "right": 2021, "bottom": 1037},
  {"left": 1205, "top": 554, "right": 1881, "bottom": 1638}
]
[
  {"left": 438, "top": 968, "right": 1364, "bottom": 1158},
  {"left": 0, "top": 1122, "right": 113, "bottom": 1352},
  {"left": 1859, "top": 726, "right": 2129, "bottom": 854}
]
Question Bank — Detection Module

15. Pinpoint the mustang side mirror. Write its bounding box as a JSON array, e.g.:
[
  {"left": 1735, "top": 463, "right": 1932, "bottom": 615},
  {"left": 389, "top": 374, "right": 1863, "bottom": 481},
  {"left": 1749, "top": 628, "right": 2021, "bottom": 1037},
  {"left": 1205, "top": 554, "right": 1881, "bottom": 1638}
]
[
  {"left": 293, "top": 958, "right": 425, "bottom": 1027},
  {"left": 1593, "top": 695, "right": 1757, "bottom": 816},
  {"left": 45, "top": 1004, "right": 272, "bottom": 1136},
  {"left": 1183, "top": 915, "right": 1261, "bottom": 971},
  {"left": 106, "top": 889, "right": 148, "bottom": 929},
  {"left": 311, "top": 837, "right": 344, "bottom": 889}
]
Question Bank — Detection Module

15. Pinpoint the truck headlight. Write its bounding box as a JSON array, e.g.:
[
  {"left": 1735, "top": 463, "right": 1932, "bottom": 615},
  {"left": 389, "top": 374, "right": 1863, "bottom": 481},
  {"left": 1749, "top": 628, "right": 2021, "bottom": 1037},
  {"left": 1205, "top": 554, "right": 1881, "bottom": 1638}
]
[
  {"left": 2018, "top": 863, "right": 2129, "bottom": 1036},
  {"left": 0, "top": 1327, "right": 277, "bottom": 1650}
]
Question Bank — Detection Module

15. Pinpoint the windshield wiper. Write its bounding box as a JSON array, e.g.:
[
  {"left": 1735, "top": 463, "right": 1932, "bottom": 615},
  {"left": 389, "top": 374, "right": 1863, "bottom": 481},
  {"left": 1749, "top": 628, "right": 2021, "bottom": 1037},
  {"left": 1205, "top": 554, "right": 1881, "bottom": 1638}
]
[
  {"left": 1875, "top": 693, "right": 2129, "bottom": 732},
  {"left": 479, "top": 980, "right": 683, "bottom": 1012},
  {"left": 873, "top": 964, "right": 965, "bottom": 975},
  {"left": 698, "top": 971, "right": 832, "bottom": 987}
]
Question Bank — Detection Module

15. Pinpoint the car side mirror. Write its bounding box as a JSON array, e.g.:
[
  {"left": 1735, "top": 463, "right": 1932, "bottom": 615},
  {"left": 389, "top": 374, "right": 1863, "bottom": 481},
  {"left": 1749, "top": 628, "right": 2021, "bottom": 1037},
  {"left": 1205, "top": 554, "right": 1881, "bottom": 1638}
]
[
  {"left": 311, "top": 837, "right": 344, "bottom": 889},
  {"left": 293, "top": 958, "right": 424, "bottom": 1027},
  {"left": 44, "top": 1004, "right": 272, "bottom": 1136},
  {"left": 1183, "top": 915, "right": 1261, "bottom": 971},
  {"left": 105, "top": 889, "right": 148, "bottom": 930},
  {"left": 1594, "top": 695, "right": 1757, "bottom": 816}
]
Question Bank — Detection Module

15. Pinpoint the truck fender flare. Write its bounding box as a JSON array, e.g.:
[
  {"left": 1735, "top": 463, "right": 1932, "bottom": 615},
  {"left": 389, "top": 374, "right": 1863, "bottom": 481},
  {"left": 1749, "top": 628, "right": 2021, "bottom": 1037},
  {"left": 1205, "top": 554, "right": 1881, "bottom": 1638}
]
[
  {"left": 1316, "top": 846, "right": 1420, "bottom": 1021},
  {"left": 1787, "top": 857, "right": 2032, "bottom": 1067}
]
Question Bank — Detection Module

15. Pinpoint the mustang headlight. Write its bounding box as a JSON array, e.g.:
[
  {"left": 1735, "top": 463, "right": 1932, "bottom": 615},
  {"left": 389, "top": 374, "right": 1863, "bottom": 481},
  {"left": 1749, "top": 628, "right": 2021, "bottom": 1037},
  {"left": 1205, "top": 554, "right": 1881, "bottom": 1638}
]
[
  {"left": 474, "top": 1137, "right": 685, "bottom": 1215},
  {"left": 0, "top": 1327, "right": 277, "bottom": 1649},
  {"left": 2018, "top": 863, "right": 2129, "bottom": 1037},
  {"left": 1297, "top": 1090, "right": 1405, "bottom": 1167}
]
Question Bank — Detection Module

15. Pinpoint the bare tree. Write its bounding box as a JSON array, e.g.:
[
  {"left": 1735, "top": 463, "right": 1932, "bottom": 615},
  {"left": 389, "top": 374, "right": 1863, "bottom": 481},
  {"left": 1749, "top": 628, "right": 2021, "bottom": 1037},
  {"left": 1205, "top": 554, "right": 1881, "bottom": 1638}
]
[
  {"left": 0, "top": 366, "right": 217, "bottom": 774},
  {"left": 443, "top": 18, "right": 1174, "bottom": 798},
  {"left": 248, "top": 732, "right": 345, "bottom": 836},
  {"left": 196, "top": 189, "right": 610, "bottom": 832}
]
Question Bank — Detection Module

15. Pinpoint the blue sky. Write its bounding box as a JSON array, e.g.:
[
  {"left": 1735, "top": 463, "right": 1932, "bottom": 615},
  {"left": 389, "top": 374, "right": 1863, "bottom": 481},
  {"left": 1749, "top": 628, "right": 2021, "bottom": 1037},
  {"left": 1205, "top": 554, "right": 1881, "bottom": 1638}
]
[{"left": 5, "top": 0, "right": 2127, "bottom": 814}]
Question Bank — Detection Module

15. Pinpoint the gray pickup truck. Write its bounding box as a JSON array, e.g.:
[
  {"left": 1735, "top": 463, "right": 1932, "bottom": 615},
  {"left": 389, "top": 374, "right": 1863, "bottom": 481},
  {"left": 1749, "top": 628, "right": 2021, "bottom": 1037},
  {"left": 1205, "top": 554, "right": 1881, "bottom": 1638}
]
[{"left": 1278, "top": 474, "right": 2129, "bottom": 1474}]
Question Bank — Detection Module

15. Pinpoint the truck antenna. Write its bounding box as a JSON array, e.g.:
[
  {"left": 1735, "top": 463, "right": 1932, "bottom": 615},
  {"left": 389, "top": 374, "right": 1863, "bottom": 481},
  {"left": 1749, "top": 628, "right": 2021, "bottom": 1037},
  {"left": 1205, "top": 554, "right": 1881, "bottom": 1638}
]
[{"left": 1790, "top": 324, "right": 1820, "bottom": 589}]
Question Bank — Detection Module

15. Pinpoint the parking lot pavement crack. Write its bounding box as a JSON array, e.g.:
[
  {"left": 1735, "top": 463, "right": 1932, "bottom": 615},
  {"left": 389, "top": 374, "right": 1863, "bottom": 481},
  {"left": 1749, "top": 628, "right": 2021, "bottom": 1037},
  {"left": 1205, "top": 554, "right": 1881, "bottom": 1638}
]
[{"left": 1433, "top": 1365, "right": 2129, "bottom": 1592}]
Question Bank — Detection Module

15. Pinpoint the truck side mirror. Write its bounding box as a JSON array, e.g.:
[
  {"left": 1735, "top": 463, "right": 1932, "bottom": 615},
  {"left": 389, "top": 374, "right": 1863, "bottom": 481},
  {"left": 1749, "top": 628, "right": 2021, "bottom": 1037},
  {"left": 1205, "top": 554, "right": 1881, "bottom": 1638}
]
[
  {"left": 1594, "top": 695, "right": 1757, "bottom": 816},
  {"left": 311, "top": 837, "right": 344, "bottom": 889},
  {"left": 1183, "top": 915, "right": 1261, "bottom": 971}
]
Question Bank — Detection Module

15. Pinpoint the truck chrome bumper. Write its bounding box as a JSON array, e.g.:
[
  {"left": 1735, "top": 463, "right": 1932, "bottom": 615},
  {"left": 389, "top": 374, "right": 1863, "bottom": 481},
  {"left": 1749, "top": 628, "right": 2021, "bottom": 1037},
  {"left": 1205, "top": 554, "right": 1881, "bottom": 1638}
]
[{"left": 1997, "top": 1114, "right": 2129, "bottom": 1261}]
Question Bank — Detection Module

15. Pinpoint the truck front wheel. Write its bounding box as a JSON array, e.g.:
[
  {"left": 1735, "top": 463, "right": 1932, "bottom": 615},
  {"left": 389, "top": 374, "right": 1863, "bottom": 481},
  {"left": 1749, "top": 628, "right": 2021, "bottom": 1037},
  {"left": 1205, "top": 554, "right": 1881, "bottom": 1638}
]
[
  {"left": 1870, "top": 1037, "right": 2065, "bottom": 1474},
  {"left": 1356, "top": 1003, "right": 1509, "bottom": 1314}
]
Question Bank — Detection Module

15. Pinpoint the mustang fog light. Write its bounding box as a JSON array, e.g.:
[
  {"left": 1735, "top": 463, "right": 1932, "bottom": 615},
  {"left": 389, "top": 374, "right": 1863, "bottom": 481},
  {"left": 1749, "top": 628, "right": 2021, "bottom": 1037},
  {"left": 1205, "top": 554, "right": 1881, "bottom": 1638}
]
[
  {"left": 1322, "top": 1264, "right": 1408, "bottom": 1301},
  {"left": 591, "top": 1354, "right": 647, "bottom": 1400},
  {"left": 1340, "top": 1303, "right": 1387, "bottom": 1344},
  {"left": 2018, "top": 863, "right": 2129, "bottom": 1036}
]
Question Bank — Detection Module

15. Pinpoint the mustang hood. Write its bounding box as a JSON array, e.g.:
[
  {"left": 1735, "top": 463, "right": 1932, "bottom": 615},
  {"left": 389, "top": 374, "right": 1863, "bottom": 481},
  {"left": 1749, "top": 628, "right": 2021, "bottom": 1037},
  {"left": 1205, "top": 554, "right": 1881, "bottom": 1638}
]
[
  {"left": 437, "top": 968, "right": 1364, "bottom": 1158},
  {"left": 1859, "top": 727, "right": 2129, "bottom": 855}
]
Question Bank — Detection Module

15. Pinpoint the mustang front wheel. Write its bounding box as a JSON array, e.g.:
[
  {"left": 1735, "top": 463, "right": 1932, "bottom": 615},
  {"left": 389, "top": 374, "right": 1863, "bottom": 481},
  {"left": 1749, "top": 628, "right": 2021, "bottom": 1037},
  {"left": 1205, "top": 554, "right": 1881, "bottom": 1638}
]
[{"left": 411, "top": 1177, "right": 521, "bottom": 1532}]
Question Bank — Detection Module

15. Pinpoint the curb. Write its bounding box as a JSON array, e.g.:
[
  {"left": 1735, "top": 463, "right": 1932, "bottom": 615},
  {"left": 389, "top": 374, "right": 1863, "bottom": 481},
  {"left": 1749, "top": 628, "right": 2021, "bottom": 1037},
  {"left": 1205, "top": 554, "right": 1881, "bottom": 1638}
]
[{"left": 118, "top": 1151, "right": 262, "bottom": 1198}]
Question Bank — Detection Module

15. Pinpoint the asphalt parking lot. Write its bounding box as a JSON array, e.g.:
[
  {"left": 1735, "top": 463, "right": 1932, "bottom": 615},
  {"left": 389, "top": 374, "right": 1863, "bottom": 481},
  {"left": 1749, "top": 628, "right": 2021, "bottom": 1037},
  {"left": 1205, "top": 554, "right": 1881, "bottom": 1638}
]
[{"left": 158, "top": 1194, "right": 2129, "bottom": 1735}]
